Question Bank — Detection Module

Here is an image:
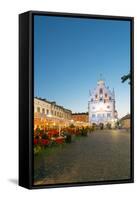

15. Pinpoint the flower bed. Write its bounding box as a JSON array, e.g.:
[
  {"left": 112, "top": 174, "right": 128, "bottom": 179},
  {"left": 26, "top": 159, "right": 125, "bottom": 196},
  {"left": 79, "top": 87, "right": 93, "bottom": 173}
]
[
  {"left": 33, "top": 126, "right": 91, "bottom": 155},
  {"left": 40, "top": 139, "right": 50, "bottom": 146},
  {"left": 51, "top": 137, "right": 65, "bottom": 144}
]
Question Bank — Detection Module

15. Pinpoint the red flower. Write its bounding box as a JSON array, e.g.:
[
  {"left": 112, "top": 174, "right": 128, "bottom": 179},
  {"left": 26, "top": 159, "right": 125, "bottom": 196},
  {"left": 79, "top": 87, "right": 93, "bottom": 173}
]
[
  {"left": 48, "top": 129, "right": 59, "bottom": 137},
  {"left": 41, "top": 139, "right": 50, "bottom": 145},
  {"left": 34, "top": 139, "right": 38, "bottom": 145},
  {"left": 55, "top": 137, "right": 64, "bottom": 144}
]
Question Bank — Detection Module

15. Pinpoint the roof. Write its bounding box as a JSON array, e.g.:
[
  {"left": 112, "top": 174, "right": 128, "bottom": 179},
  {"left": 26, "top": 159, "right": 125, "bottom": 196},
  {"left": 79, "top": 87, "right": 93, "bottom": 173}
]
[
  {"left": 72, "top": 112, "right": 88, "bottom": 115},
  {"left": 120, "top": 114, "right": 130, "bottom": 121},
  {"left": 35, "top": 97, "right": 51, "bottom": 104},
  {"left": 34, "top": 97, "right": 72, "bottom": 112}
]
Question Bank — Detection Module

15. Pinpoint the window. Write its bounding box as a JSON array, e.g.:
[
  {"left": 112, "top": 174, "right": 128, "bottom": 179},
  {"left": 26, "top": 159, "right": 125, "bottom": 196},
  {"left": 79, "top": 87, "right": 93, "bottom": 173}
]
[
  {"left": 92, "top": 106, "right": 95, "bottom": 109},
  {"left": 95, "top": 94, "right": 98, "bottom": 99},
  {"left": 37, "top": 107, "right": 40, "bottom": 113},
  {"left": 42, "top": 108, "right": 45, "bottom": 114},
  {"left": 109, "top": 97, "right": 112, "bottom": 100},
  {"left": 92, "top": 114, "right": 96, "bottom": 118},
  {"left": 100, "top": 88, "right": 103, "bottom": 94},
  {"left": 107, "top": 113, "right": 111, "bottom": 118},
  {"left": 105, "top": 93, "right": 107, "bottom": 98},
  {"left": 107, "top": 105, "right": 110, "bottom": 109},
  {"left": 46, "top": 109, "right": 49, "bottom": 115},
  {"left": 91, "top": 98, "right": 93, "bottom": 102},
  {"left": 99, "top": 97, "right": 103, "bottom": 101}
]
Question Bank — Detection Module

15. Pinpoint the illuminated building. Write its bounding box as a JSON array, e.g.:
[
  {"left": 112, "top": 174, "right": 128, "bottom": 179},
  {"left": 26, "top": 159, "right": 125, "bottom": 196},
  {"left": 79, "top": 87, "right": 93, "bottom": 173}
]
[
  {"left": 88, "top": 79, "right": 118, "bottom": 125},
  {"left": 34, "top": 97, "right": 72, "bottom": 129},
  {"left": 72, "top": 112, "right": 88, "bottom": 123}
]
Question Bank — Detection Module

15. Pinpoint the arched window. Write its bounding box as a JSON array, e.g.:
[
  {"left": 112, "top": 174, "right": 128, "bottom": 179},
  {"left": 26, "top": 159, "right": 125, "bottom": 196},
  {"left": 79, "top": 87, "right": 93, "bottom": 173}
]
[
  {"left": 100, "top": 88, "right": 103, "bottom": 94},
  {"left": 42, "top": 108, "right": 45, "bottom": 114},
  {"left": 99, "top": 97, "right": 103, "bottom": 101}
]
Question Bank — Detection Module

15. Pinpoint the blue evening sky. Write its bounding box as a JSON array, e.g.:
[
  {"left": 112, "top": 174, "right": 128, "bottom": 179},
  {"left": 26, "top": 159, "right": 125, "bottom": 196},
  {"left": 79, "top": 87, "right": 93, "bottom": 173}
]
[{"left": 34, "top": 15, "right": 131, "bottom": 118}]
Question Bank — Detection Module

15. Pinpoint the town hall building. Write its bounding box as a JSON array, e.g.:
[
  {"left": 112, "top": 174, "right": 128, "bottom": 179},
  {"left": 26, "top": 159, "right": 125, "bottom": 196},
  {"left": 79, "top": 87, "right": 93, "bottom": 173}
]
[{"left": 88, "top": 79, "right": 118, "bottom": 126}]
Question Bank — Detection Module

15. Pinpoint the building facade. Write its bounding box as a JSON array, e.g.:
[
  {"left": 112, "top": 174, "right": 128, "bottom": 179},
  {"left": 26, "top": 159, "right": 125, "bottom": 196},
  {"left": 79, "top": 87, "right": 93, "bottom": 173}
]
[
  {"left": 120, "top": 114, "right": 130, "bottom": 129},
  {"left": 72, "top": 112, "right": 88, "bottom": 123},
  {"left": 88, "top": 79, "right": 118, "bottom": 125},
  {"left": 34, "top": 97, "right": 72, "bottom": 120},
  {"left": 34, "top": 97, "right": 72, "bottom": 129},
  {"left": 71, "top": 112, "right": 89, "bottom": 127}
]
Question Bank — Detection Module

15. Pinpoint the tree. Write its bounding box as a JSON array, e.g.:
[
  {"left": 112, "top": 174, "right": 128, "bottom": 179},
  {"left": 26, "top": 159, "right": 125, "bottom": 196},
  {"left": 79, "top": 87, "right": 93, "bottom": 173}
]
[{"left": 121, "top": 72, "right": 131, "bottom": 84}]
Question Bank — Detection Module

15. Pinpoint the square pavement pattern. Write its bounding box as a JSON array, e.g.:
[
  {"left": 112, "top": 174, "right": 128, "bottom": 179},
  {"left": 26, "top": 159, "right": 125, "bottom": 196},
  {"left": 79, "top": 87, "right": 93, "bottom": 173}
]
[{"left": 34, "top": 129, "right": 130, "bottom": 185}]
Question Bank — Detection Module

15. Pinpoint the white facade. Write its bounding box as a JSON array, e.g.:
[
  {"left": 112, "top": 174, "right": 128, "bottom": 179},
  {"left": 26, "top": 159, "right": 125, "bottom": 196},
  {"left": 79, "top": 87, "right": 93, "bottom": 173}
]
[
  {"left": 88, "top": 80, "right": 117, "bottom": 125},
  {"left": 34, "top": 98, "right": 51, "bottom": 115},
  {"left": 34, "top": 97, "right": 72, "bottom": 120}
]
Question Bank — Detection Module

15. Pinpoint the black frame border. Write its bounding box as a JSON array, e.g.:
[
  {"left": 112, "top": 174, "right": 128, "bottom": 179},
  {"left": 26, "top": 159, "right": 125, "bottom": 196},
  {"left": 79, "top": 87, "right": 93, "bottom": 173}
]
[{"left": 19, "top": 10, "right": 134, "bottom": 189}]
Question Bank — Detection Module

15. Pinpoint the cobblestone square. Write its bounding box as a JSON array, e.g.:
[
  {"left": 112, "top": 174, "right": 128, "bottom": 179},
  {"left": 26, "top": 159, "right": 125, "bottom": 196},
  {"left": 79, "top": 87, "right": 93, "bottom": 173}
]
[{"left": 34, "top": 129, "right": 130, "bottom": 185}]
